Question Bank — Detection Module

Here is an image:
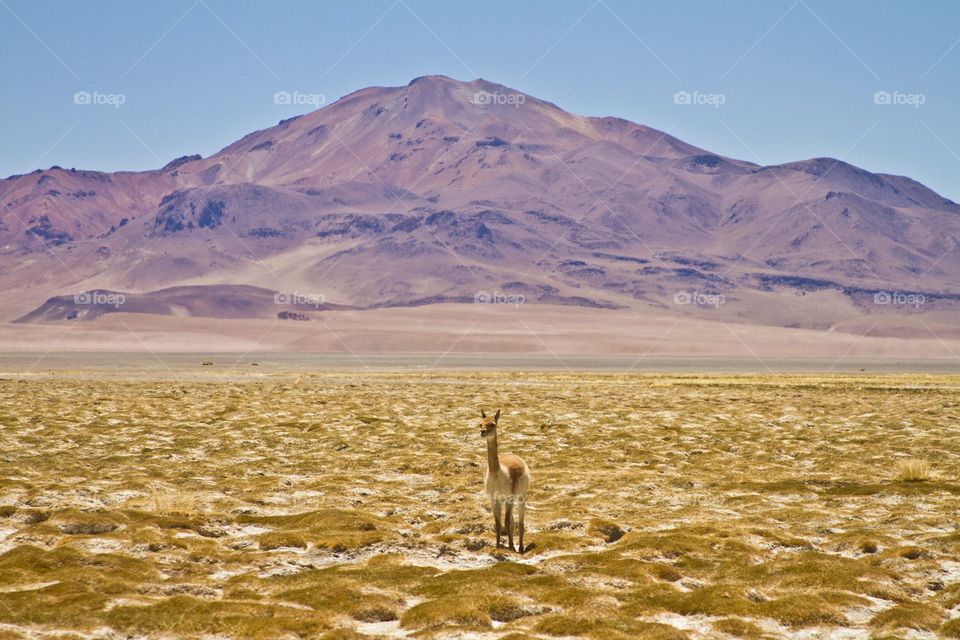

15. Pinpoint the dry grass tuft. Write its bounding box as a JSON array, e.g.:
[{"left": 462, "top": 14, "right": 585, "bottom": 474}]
[
  {"left": 857, "top": 538, "right": 879, "bottom": 554},
  {"left": 893, "top": 458, "right": 934, "bottom": 482},
  {"left": 588, "top": 518, "right": 626, "bottom": 543},
  {"left": 870, "top": 601, "right": 944, "bottom": 631},
  {"left": 148, "top": 489, "right": 203, "bottom": 515}
]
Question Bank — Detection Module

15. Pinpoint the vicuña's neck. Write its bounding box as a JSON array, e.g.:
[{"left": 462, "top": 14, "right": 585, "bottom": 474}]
[{"left": 486, "top": 434, "right": 499, "bottom": 473}]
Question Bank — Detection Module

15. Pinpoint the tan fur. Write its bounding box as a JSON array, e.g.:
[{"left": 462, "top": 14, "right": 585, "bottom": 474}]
[
  {"left": 479, "top": 409, "right": 531, "bottom": 553},
  {"left": 500, "top": 453, "right": 527, "bottom": 485}
]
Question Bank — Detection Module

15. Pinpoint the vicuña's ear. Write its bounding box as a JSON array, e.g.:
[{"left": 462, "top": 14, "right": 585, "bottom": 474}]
[
  {"left": 493, "top": 409, "right": 501, "bottom": 423},
  {"left": 481, "top": 409, "right": 487, "bottom": 419}
]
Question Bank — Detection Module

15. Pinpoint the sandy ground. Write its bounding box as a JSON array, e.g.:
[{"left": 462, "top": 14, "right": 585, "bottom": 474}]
[{"left": 1, "top": 305, "right": 960, "bottom": 364}]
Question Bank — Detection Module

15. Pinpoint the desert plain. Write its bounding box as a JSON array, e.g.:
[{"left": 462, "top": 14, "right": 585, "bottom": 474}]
[{"left": 0, "top": 362, "right": 959, "bottom": 639}]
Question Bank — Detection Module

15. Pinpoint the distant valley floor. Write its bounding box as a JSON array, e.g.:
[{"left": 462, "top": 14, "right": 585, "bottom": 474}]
[{"left": 0, "top": 304, "right": 958, "bottom": 370}]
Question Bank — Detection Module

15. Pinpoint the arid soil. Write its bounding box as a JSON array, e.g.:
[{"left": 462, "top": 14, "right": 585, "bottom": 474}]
[{"left": 1, "top": 371, "right": 959, "bottom": 638}]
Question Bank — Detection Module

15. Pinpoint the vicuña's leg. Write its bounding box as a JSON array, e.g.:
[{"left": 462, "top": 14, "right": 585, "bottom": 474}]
[
  {"left": 505, "top": 500, "right": 514, "bottom": 552},
  {"left": 518, "top": 498, "right": 526, "bottom": 553},
  {"left": 492, "top": 499, "right": 503, "bottom": 548}
]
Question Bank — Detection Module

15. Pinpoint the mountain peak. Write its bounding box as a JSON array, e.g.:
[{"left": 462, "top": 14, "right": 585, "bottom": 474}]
[
  {"left": 403, "top": 75, "right": 527, "bottom": 99},
  {"left": 406, "top": 74, "right": 462, "bottom": 87}
]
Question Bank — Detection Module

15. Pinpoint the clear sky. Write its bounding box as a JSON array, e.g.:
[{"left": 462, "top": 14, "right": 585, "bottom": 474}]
[{"left": 2, "top": 0, "right": 958, "bottom": 199}]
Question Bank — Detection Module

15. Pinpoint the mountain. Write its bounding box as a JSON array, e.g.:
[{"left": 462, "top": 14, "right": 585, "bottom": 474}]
[{"left": 3, "top": 75, "right": 960, "bottom": 334}]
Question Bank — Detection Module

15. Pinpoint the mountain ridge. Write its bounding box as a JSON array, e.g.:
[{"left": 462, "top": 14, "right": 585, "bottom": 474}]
[{"left": 2, "top": 75, "right": 959, "bottom": 333}]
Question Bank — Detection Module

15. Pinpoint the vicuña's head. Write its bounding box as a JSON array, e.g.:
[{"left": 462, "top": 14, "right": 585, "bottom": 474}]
[{"left": 479, "top": 409, "right": 501, "bottom": 438}]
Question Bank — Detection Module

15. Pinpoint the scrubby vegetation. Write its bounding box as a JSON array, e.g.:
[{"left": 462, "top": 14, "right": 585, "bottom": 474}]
[
  {"left": 0, "top": 372, "right": 958, "bottom": 638},
  {"left": 894, "top": 457, "right": 935, "bottom": 482}
]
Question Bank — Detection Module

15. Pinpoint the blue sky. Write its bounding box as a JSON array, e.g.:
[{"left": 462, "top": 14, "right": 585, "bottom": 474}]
[{"left": 2, "top": 0, "right": 958, "bottom": 199}]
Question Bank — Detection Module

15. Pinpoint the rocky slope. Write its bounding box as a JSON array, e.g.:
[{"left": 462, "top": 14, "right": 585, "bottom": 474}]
[{"left": 3, "top": 75, "right": 958, "bottom": 328}]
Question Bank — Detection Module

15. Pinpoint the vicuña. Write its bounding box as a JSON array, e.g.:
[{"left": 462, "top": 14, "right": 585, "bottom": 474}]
[{"left": 479, "top": 409, "right": 531, "bottom": 552}]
